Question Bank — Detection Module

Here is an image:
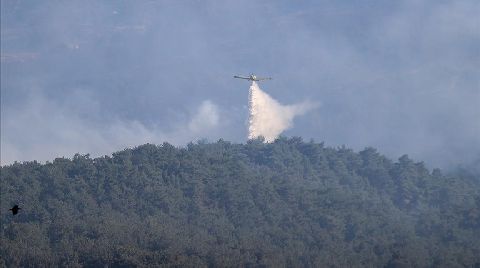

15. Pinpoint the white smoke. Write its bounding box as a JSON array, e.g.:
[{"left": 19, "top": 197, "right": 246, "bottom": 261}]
[
  {"left": 0, "top": 95, "right": 223, "bottom": 165},
  {"left": 248, "top": 82, "right": 318, "bottom": 142},
  {"left": 188, "top": 100, "right": 219, "bottom": 133}
]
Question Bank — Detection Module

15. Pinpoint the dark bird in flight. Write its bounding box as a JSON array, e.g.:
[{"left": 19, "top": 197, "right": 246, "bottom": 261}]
[{"left": 9, "top": 205, "right": 21, "bottom": 215}]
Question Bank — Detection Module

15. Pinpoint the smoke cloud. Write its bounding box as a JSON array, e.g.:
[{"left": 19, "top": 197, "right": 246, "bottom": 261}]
[
  {"left": 0, "top": 95, "right": 223, "bottom": 165},
  {"left": 1, "top": 1, "right": 478, "bottom": 168},
  {"left": 248, "top": 82, "right": 317, "bottom": 142}
]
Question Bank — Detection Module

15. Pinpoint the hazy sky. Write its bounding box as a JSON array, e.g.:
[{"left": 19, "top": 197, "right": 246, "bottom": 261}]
[{"left": 1, "top": 0, "right": 479, "bottom": 168}]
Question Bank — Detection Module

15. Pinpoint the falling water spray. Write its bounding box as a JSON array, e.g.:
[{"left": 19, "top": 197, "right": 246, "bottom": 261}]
[{"left": 248, "top": 82, "right": 317, "bottom": 142}]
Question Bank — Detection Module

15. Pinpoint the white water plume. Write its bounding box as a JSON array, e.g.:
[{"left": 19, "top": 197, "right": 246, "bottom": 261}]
[{"left": 248, "top": 82, "right": 317, "bottom": 142}]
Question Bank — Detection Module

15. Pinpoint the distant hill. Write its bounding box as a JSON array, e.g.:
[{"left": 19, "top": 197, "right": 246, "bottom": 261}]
[{"left": 1, "top": 137, "right": 479, "bottom": 267}]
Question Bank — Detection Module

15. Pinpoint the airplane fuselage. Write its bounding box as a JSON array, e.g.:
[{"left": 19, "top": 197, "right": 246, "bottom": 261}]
[{"left": 234, "top": 74, "right": 271, "bottom": 82}]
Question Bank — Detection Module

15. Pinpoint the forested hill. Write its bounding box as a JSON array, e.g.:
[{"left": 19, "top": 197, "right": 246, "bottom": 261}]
[{"left": 1, "top": 138, "right": 479, "bottom": 267}]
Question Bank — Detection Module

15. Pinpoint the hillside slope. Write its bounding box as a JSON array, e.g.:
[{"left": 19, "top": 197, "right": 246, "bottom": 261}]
[{"left": 1, "top": 138, "right": 479, "bottom": 267}]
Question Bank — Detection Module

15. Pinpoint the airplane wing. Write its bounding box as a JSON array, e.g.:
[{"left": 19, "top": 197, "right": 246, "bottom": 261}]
[
  {"left": 256, "top": 77, "right": 272, "bottom": 81},
  {"left": 234, "top": 75, "right": 251, "bottom": 80}
]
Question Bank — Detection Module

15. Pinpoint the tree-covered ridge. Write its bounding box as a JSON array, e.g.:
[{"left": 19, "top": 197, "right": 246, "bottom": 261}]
[{"left": 1, "top": 137, "right": 479, "bottom": 267}]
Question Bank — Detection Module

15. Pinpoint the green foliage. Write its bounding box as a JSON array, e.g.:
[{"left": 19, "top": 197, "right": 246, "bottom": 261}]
[{"left": 1, "top": 138, "right": 479, "bottom": 267}]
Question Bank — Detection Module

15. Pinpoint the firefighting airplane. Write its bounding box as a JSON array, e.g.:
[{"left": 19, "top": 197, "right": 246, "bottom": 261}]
[{"left": 233, "top": 74, "right": 272, "bottom": 82}]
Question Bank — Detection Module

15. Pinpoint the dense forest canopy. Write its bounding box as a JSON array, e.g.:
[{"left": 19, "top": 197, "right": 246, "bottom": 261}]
[{"left": 1, "top": 137, "right": 479, "bottom": 267}]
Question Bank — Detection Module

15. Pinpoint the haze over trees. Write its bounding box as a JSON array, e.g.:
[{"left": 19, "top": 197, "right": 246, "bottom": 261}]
[{"left": 1, "top": 138, "right": 479, "bottom": 267}]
